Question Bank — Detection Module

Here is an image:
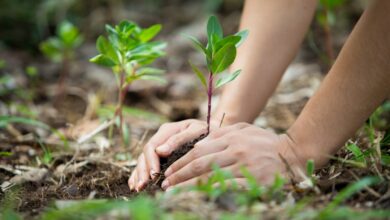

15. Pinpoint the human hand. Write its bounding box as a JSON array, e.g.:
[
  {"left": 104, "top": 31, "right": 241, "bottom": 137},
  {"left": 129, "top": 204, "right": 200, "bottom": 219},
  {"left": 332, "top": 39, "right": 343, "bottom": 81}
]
[
  {"left": 128, "top": 119, "right": 217, "bottom": 191},
  {"left": 160, "top": 123, "right": 308, "bottom": 190}
]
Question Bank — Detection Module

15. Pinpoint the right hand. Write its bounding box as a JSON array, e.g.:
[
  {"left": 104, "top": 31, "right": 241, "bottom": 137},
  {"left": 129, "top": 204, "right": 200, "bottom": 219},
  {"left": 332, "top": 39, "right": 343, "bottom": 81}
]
[{"left": 128, "top": 119, "right": 213, "bottom": 191}]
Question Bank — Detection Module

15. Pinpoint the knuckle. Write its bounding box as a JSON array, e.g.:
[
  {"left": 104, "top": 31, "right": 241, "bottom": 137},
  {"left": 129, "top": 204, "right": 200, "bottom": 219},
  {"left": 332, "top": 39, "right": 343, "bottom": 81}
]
[
  {"left": 233, "top": 148, "right": 246, "bottom": 158},
  {"left": 186, "top": 119, "right": 197, "bottom": 124},
  {"left": 190, "top": 147, "right": 201, "bottom": 159},
  {"left": 191, "top": 160, "right": 204, "bottom": 174},
  {"left": 209, "top": 131, "right": 220, "bottom": 139},
  {"left": 160, "top": 123, "right": 172, "bottom": 130},
  {"left": 166, "top": 136, "right": 180, "bottom": 148},
  {"left": 235, "top": 122, "right": 249, "bottom": 129},
  {"left": 225, "top": 133, "right": 236, "bottom": 141}
]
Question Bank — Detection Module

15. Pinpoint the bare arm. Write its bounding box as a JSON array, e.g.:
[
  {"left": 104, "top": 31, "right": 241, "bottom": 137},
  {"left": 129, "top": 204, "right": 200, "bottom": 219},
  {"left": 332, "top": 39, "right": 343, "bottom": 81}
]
[
  {"left": 214, "top": 0, "right": 317, "bottom": 125},
  {"left": 129, "top": 0, "right": 318, "bottom": 191},
  {"left": 288, "top": 0, "right": 390, "bottom": 166},
  {"left": 159, "top": 0, "right": 390, "bottom": 189}
]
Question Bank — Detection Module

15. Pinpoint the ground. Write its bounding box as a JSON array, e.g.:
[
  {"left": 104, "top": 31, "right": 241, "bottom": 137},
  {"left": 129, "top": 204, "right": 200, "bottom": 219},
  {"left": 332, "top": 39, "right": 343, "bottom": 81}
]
[{"left": 0, "top": 1, "right": 390, "bottom": 219}]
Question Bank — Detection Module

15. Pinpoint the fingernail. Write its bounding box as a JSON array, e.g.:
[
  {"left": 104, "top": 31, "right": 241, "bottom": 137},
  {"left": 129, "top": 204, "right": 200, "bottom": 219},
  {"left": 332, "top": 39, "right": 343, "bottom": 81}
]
[
  {"left": 129, "top": 183, "right": 133, "bottom": 190},
  {"left": 137, "top": 180, "right": 144, "bottom": 191},
  {"left": 164, "top": 167, "right": 172, "bottom": 177},
  {"left": 161, "top": 180, "right": 170, "bottom": 189},
  {"left": 156, "top": 144, "right": 170, "bottom": 154},
  {"left": 150, "top": 170, "right": 156, "bottom": 180}
]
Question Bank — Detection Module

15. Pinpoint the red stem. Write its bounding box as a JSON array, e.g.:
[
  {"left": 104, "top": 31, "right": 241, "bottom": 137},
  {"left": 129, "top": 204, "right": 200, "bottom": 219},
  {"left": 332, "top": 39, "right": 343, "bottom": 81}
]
[{"left": 206, "top": 71, "right": 213, "bottom": 134}]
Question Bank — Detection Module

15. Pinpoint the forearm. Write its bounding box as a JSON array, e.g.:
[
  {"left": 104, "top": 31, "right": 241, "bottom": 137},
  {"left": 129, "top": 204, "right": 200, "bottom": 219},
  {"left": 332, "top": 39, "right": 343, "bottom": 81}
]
[
  {"left": 213, "top": 0, "right": 317, "bottom": 125},
  {"left": 288, "top": 0, "right": 390, "bottom": 166}
]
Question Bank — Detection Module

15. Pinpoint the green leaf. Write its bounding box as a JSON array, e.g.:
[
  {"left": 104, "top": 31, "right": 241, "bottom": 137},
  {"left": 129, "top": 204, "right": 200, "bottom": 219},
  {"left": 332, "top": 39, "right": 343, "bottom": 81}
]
[
  {"left": 207, "top": 15, "right": 223, "bottom": 41},
  {"left": 89, "top": 54, "right": 116, "bottom": 67},
  {"left": 0, "top": 115, "right": 50, "bottom": 129},
  {"left": 25, "top": 66, "right": 38, "bottom": 77},
  {"left": 140, "top": 24, "right": 162, "bottom": 42},
  {"left": 183, "top": 34, "right": 209, "bottom": 57},
  {"left": 207, "top": 33, "right": 221, "bottom": 55},
  {"left": 214, "top": 35, "right": 241, "bottom": 53},
  {"left": 122, "top": 122, "right": 130, "bottom": 148},
  {"left": 39, "top": 38, "right": 63, "bottom": 62},
  {"left": 215, "top": 69, "right": 241, "bottom": 88},
  {"left": 58, "top": 21, "right": 83, "bottom": 48},
  {"left": 235, "top": 29, "right": 249, "bottom": 47},
  {"left": 136, "top": 67, "right": 165, "bottom": 76},
  {"left": 139, "top": 75, "right": 167, "bottom": 84},
  {"left": 189, "top": 61, "right": 207, "bottom": 89},
  {"left": 323, "top": 176, "right": 380, "bottom": 212},
  {"left": 346, "top": 143, "right": 365, "bottom": 164},
  {"left": 212, "top": 43, "right": 236, "bottom": 74},
  {"left": 97, "top": 36, "right": 118, "bottom": 63},
  {"left": 105, "top": 24, "right": 119, "bottom": 48},
  {"left": 381, "top": 154, "right": 390, "bottom": 166},
  {"left": 0, "top": 152, "right": 13, "bottom": 157},
  {"left": 306, "top": 159, "right": 315, "bottom": 177}
]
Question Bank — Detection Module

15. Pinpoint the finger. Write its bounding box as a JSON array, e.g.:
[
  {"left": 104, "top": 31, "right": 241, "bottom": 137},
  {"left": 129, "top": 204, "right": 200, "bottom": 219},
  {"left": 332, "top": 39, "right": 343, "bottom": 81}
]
[
  {"left": 162, "top": 151, "right": 237, "bottom": 189},
  {"left": 200, "top": 122, "right": 249, "bottom": 143},
  {"left": 144, "top": 122, "right": 188, "bottom": 179},
  {"left": 165, "top": 138, "right": 229, "bottom": 177},
  {"left": 156, "top": 125, "right": 207, "bottom": 157},
  {"left": 128, "top": 169, "right": 136, "bottom": 190},
  {"left": 136, "top": 154, "right": 149, "bottom": 191},
  {"left": 165, "top": 165, "right": 241, "bottom": 190},
  {"left": 132, "top": 170, "right": 139, "bottom": 192}
]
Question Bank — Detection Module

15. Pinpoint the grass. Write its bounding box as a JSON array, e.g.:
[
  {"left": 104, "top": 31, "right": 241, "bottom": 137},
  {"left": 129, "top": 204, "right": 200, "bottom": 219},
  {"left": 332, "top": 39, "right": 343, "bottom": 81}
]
[{"left": 1, "top": 102, "right": 389, "bottom": 219}]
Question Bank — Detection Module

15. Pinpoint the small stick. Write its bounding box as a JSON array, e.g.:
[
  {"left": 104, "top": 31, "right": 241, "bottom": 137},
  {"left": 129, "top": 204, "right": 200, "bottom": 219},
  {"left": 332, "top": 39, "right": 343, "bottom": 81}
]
[
  {"left": 77, "top": 119, "right": 115, "bottom": 144},
  {"left": 219, "top": 112, "right": 226, "bottom": 128}
]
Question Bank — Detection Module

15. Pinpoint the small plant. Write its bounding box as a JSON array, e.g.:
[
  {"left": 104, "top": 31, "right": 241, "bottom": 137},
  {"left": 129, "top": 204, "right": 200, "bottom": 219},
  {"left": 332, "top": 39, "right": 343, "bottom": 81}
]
[
  {"left": 40, "top": 21, "right": 83, "bottom": 97},
  {"left": 315, "top": 0, "right": 345, "bottom": 65},
  {"left": 90, "top": 20, "right": 166, "bottom": 147},
  {"left": 186, "top": 16, "right": 248, "bottom": 134}
]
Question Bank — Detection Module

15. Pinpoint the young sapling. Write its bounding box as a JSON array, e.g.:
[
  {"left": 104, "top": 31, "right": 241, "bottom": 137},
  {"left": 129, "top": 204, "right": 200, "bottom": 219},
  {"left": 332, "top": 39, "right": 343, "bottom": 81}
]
[
  {"left": 186, "top": 15, "right": 248, "bottom": 134},
  {"left": 40, "top": 21, "right": 83, "bottom": 97},
  {"left": 90, "top": 20, "right": 166, "bottom": 147}
]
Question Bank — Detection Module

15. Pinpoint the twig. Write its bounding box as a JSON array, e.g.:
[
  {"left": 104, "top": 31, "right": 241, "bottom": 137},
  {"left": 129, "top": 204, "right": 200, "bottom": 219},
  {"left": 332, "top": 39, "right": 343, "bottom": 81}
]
[
  {"left": 219, "top": 112, "right": 226, "bottom": 128},
  {"left": 77, "top": 119, "right": 115, "bottom": 144},
  {"left": 348, "top": 170, "right": 381, "bottom": 198}
]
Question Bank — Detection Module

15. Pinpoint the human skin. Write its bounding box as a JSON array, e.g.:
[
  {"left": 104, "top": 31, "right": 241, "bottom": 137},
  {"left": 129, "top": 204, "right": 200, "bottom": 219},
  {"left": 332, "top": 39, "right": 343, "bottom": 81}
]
[
  {"left": 129, "top": 0, "right": 390, "bottom": 191},
  {"left": 129, "top": 0, "right": 317, "bottom": 191}
]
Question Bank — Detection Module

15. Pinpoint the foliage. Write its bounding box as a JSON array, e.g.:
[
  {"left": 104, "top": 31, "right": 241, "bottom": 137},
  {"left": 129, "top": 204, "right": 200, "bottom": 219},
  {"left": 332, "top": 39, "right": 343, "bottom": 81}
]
[
  {"left": 39, "top": 196, "right": 159, "bottom": 220},
  {"left": 90, "top": 20, "right": 166, "bottom": 147},
  {"left": 90, "top": 20, "right": 166, "bottom": 83},
  {"left": 0, "top": 115, "right": 68, "bottom": 147},
  {"left": 186, "top": 15, "right": 248, "bottom": 133},
  {"left": 40, "top": 21, "right": 83, "bottom": 62}
]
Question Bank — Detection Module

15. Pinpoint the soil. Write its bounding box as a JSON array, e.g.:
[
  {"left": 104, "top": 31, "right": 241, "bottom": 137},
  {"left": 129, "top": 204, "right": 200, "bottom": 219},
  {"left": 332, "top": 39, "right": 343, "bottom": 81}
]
[
  {"left": 0, "top": 159, "right": 134, "bottom": 217},
  {"left": 144, "top": 134, "right": 207, "bottom": 192}
]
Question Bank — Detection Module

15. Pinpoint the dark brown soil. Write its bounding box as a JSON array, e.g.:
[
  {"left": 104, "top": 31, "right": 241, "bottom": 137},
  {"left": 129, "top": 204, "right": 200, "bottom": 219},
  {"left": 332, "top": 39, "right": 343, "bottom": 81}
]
[
  {"left": 144, "top": 133, "right": 207, "bottom": 192},
  {"left": 1, "top": 162, "right": 134, "bottom": 217}
]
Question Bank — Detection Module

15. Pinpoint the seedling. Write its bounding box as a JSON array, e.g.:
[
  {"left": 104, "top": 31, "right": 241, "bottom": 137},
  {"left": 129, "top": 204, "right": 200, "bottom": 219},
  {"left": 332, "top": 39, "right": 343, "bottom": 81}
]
[
  {"left": 90, "top": 20, "right": 166, "bottom": 147},
  {"left": 40, "top": 21, "right": 83, "bottom": 97},
  {"left": 186, "top": 16, "right": 248, "bottom": 134},
  {"left": 315, "top": 0, "right": 345, "bottom": 65}
]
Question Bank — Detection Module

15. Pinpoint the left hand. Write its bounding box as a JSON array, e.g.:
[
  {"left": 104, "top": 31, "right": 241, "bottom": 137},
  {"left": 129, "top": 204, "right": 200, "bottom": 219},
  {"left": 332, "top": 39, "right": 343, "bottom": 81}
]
[{"left": 161, "top": 123, "right": 307, "bottom": 190}]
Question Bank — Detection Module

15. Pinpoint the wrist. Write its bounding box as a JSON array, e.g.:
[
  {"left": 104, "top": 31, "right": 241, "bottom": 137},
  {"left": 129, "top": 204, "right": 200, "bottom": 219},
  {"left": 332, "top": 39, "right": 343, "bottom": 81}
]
[
  {"left": 285, "top": 126, "right": 330, "bottom": 168},
  {"left": 211, "top": 110, "right": 242, "bottom": 127}
]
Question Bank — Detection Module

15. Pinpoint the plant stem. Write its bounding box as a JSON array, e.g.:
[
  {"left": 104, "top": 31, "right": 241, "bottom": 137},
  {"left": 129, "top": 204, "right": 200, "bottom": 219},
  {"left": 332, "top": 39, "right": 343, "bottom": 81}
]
[
  {"left": 115, "top": 71, "right": 126, "bottom": 148},
  {"left": 56, "top": 54, "right": 70, "bottom": 102},
  {"left": 206, "top": 71, "right": 213, "bottom": 134},
  {"left": 322, "top": 6, "right": 335, "bottom": 66}
]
